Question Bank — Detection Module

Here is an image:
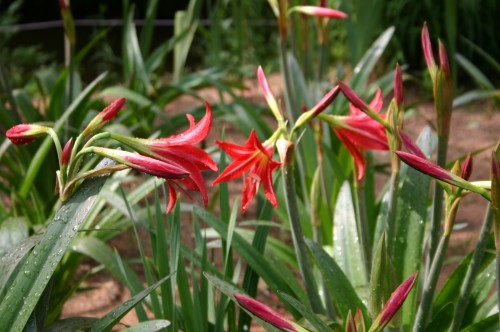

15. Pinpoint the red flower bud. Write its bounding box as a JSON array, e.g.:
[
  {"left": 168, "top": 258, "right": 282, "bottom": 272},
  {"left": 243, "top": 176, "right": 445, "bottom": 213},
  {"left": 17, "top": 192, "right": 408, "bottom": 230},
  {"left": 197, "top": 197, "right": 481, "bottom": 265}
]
[
  {"left": 6, "top": 124, "right": 50, "bottom": 144},
  {"left": 460, "top": 154, "right": 473, "bottom": 181},
  {"left": 61, "top": 137, "right": 74, "bottom": 166},
  {"left": 421, "top": 22, "right": 436, "bottom": 72},
  {"left": 234, "top": 293, "right": 297, "bottom": 331},
  {"left": 394, "top": 63, "right": 404, "bottom": 107}
]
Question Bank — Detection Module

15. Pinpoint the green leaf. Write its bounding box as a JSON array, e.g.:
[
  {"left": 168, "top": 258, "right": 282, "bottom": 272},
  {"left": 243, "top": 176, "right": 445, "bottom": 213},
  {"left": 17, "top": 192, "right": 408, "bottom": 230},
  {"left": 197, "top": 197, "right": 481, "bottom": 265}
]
[
  {"left": 350, "top": 26, "right": 395, "bottom": 92},
  {"left": 333, "top": 181, "right": 367, "bottom": 287},
  {"left": 41, "top": 317, "right": 98, "bottom": 332},
  {"left": 460, "top": 314, "right": 500, "bottom": 332},
  {"left": 71, "top": 236, "right": 145, "bottom": 300},
  {"left": 455, "top": 53, "right": 494, "bottom": 90},
  {"left": 425, "top": 302, "right": 454, "bottom": 332},
  {"left": 89, "top": 274, "right": 172, "bottom": 332},
  {"left": 370, "top": 233, "right": 394, "bottom": 317},
  {"left": 305, "top": 238, "right": 369, "bottom": 323},
  {"left": 195, "top": 207, "right": 305, "bottom": 318},
  {"left": 0, "top": 217, "right": 29, "bottom": 256},
  {"left": 0, "top": 158, "right": 114, "bottom": 331},
  {"left": 122, "top": 320, "right": 170, "bottom": 332},
  {"left": 278, "top": 292, "right": 332, "bottom": 332},
  {"left": 0, "top": 235, "right": 41, "bottom": 291}
]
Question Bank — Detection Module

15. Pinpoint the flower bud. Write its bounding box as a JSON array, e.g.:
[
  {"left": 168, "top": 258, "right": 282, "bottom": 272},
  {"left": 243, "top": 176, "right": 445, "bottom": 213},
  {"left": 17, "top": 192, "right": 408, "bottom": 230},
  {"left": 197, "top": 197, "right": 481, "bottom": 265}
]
[
  {"left": 421, "top": 22, "right": 436, "bottom": 75},
  {"left": 288, "top": 6, "right": 348, "bottom": 19},
  {"left": 460, "top": 154, "right": 473, "bottom": 181},
  {"left": 6, "top": 124, "right": 51, "bottom": 144},
  {"left": 61, "top": 138, "right": 74, "bottom": 166},
  {"left": 82, "top": 98, "right": 126, "bottom": 136},
  {"left": 234, "top": 293, "right": 298, "bottom": 331},
  {"left": 338, "top": 80, "right": 369, "bottom": 112},
  {"left": 438, "top": 40, "right": 450, "bottom": 78},
  {"left": 394, "top": 63, "right": 404, "bottom": 108}
]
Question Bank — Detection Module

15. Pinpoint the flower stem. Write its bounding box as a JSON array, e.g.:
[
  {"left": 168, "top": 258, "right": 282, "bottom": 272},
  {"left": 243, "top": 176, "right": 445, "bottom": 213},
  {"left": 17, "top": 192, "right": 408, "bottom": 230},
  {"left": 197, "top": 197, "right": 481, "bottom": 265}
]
[
  {"left": 282, "top": 145, "right": 324, "bottom": 314},
  {"left": 449, "top": 206, "right": 493, "bottom": 331},
  {"left": 386, "top": 167, "right": 400, "bottom": 257},
  {"left": 427, "top": 137, "right": 448, "bottom": 272},
  {"left": 355, "top": 177, "right": 372, "bottom": 275},
  {"left": 413, "top": 233, "right": 450, "bottom": 332}
]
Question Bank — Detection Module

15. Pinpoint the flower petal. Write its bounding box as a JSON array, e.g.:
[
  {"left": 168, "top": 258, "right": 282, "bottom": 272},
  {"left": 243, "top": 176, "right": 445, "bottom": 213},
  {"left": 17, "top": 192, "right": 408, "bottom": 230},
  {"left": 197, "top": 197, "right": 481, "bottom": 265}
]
[{"left": 159, "top": 101, "right": 212, "bottom": 145}]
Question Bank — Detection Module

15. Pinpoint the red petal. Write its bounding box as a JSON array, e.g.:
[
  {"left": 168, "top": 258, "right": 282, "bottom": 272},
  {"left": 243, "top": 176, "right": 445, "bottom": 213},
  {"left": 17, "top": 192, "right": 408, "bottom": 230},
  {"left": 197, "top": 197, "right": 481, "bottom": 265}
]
[
  {"left": 369, "top": 88, "right": 384, "bottom": 112},
  {"left": 336, "top": 131, "right": 366, "bottom": 180},
  {"left": 166, "top": 183, "right": 177, "bottom": 213},
  {"left": 161, "top": 102, "right": 212, "bottom": 145}
]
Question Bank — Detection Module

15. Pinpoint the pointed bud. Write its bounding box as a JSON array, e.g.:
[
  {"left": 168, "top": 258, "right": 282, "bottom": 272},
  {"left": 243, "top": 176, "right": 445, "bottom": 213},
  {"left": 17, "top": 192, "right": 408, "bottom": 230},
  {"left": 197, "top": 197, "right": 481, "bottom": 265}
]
[
  {"left": 58, "top": 0, "right": 69, "bottom": 10},
  {"left": 372, "top": 272, "right": 418, "bottom": 331},
  {"left": 394, "top": 151, "right": 453, "bottom": 182},
  {"left": 234, "top": 293, "right": 298, "bottom": 331},
  {"left": 82, "top": 98, "right": 126, "bottom": 136},
  {"left": 91, "top": 147, "right": 189, "bottom": 180},
  {"left": 288, "top": 6, "right": 348, "bottom": 19},
  {"left": 257, "top": 66, "right": 282, "bottom": 122},
  {"left": 394, "top": 64, "right": 404, "bottom": 108},
  {"left": 338, "top": 80, "right": 369, "bottom": 112},
  {"left": 421, "top": 22, "right": 436, "bottom": 74},
  {"left": 295, "top": 85, "right": 340, "bottom": 128},
  {"left": 398, "top": 130, "right": 427, "bottom": 159},
  {"left": 346, "top": 310, "right": 357, "bottom": 332},
  {"left": 61, "top": 137, "right": 74, "bottom": 166},
  {"left": 310, "top": 85, "right": 340, "bottom": 117},
  {"left": 276, "top": 139, "right": 294, "bottom": 165},
  {"left": 460, "top": 154, "right": 473, "bottom": 181},
  {"left": 6, "top": 124, "right": 51, "bottom": 144},
  {"left": 438, "top": 40, "right": 450, "bottom": 78}
]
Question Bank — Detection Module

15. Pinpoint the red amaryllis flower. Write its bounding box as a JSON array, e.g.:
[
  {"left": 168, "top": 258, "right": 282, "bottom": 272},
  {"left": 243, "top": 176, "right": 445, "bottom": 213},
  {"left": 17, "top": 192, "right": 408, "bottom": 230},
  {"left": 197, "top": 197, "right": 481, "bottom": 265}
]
[
  {"left": 322, "top": 89, "right": 389, "bottom": 180},
  {"left": 110, "top": 102, "right": 217, "bottom": 213},
  {"left": 213, "top": 130, "right": 281, "bottom": 212},
  {"left": 6, "top": 124, "right": 51, "bottom": 144}
]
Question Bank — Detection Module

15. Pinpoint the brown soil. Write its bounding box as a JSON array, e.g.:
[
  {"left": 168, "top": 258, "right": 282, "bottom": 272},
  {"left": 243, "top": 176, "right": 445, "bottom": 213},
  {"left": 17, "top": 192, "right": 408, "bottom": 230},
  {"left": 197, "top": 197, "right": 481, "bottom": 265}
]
[{"left": 60, "top": 74, "right": 499, "bottom": 330}]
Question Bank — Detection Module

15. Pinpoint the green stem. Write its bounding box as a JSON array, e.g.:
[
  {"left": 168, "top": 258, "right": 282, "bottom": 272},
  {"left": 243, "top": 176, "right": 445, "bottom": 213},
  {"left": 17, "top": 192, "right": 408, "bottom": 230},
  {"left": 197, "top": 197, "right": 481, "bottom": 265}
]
[
  {"left": 449, "top": 206, "right": 493, "bottom": 332},
  {"left": 386, "top": 168, "right": 400, "bottom": 257},
  {"left": 355, "top": 179, "right": 372, "bottom": 275},
  {"left": 279, "top": 38, "right": 310, "bottom": 210},
  {"left": 47, "top": 128, "right": 63, "bottom": 169},
  {"left": 427, "top": 137, "right": 448, "bottom": 272},
  {"left": 413, "top": 234, "right": 450, "bottom": 332},
  {"left": 282, "top": 146, "right": 324, "bottom": 314}
]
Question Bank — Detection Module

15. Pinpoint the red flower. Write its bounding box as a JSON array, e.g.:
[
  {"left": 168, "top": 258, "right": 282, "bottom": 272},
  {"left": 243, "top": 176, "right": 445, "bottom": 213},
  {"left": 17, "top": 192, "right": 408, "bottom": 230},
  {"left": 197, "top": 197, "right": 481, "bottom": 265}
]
[
  {"left": 213, "top": 130, "right": 281, "bottom": 212},
  {"left": 325, "top": 89, "right": 389, "bottom": 180},
  {"left": 109, "top": 102, "right": 217, "bottom": 212},
  {"left": 6, "top": 124, "right": 50, "bottom": 144}
]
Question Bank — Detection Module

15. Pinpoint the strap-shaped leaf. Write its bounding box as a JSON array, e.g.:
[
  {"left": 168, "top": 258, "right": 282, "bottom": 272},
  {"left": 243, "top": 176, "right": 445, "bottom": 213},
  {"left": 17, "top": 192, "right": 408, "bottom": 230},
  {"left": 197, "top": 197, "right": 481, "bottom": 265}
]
[
  {"left": 0, "top": 158, "right": 114, "bottom": 331},
  {"left": 305, "top": 238, "right": 370, "bottom": 324},
  {"left": 90, "top": 274, "right": 172, "bottom": 332}
]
